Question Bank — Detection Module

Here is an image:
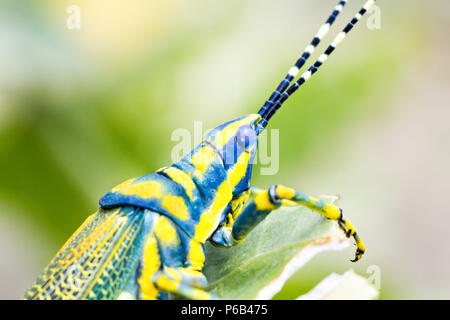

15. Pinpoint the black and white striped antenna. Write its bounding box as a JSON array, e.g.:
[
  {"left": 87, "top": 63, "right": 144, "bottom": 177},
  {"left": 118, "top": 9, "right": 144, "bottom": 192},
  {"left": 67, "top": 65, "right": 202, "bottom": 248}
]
[
  {"left": 257, "top": 0, "right": 377, "bottom": 132},
  {"left": 257, "top": 0, "right": 348, "bottom": 125}
]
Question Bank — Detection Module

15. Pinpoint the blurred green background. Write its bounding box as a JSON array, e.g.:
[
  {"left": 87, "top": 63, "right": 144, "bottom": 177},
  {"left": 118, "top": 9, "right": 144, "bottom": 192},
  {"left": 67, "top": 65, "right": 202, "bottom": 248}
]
[{"left": 1, "top": 0, "right": 449, "bottom": 299}]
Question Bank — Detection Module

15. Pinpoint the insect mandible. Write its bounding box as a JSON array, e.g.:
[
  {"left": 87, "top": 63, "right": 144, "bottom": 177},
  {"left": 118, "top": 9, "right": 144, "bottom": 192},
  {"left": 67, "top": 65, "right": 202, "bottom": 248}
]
[{"left": 24, "top": 0, "right": 375, "bottom": 300}]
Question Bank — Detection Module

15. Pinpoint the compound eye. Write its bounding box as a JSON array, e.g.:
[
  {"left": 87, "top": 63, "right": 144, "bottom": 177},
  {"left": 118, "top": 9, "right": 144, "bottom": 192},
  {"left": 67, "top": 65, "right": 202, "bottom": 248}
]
[{"left": 236, "top": 125, "right": 257, "bottom": 151}]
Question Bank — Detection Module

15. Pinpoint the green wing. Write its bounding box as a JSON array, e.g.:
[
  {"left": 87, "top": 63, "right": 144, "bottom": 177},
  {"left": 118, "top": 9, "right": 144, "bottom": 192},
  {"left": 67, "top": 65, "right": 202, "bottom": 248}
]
[{"left": 23, "top": 207, "right": 146, "bottom": 300}]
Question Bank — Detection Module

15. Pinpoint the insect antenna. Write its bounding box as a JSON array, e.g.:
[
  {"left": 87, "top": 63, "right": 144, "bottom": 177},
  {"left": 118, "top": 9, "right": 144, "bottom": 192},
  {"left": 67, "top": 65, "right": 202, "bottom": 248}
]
[
  {"left": 257, "top": 0, "right": 377, "bottom": 131},
  {"left": 257, "top": 0, "right": 349, "bottom": 125}
]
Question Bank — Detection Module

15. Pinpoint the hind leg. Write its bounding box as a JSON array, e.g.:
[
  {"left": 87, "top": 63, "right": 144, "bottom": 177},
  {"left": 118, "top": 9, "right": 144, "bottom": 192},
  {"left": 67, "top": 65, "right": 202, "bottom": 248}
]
[
  {"left": 141, "top": 214, "right": 218, "bottom": 300},
  {"left": 153, "top": 226, "right": 221, "bottom": 300}
]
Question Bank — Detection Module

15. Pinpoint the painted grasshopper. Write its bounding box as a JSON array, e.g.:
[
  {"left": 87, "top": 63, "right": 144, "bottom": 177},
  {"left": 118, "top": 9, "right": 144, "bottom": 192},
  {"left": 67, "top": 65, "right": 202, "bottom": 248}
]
[{"left": 24, "top": 0, "right": 375, "bottom": 300}]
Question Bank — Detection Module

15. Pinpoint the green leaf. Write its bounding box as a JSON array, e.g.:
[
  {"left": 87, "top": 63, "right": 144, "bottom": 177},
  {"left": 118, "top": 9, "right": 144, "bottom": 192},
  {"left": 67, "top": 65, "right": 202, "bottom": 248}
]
[
  {"left": 203, "top": 196, "right": 350, "bottom": 300},
  {"left": 297, "top": 269, "right": 379, "bottom": 300}
]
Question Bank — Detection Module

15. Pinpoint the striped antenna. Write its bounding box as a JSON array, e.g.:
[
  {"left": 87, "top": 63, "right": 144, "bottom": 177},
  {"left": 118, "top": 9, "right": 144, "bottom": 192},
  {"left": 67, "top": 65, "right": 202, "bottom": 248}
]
[
  {"left": 258, "top": 0, "right": 348, "bottom": 122},
  {"left": 257, "top": 0, "right": 377, "bottom": 131}
]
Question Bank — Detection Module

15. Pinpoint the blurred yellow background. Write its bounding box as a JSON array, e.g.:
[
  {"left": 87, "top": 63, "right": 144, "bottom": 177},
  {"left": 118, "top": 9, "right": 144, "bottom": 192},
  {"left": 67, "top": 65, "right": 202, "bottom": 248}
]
[{"left": 0, "top": 0, "right": 449, "bottom": 299}]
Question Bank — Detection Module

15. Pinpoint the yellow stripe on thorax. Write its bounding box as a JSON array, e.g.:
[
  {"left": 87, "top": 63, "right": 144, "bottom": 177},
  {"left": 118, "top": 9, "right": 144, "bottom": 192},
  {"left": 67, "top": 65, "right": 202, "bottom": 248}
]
[
  {"left": 228, "top": 152, "right": 250, "bottom": 187},
  {"left": 194, "top": 151, "right": 250, "bottom": 243},
  {"left": 162, "top": 167, "right": 196, "bottom": 200},
  {"left": 191, "top": 147, "right": 216, "bottom": 174},
  {"left": 112, "top": 179, "right": 162, "bottom": 199},
  {"left": 194, "top": 179, "right": 232, "bottom": 242},
  {"left": 162, "top": 195, "right": 189, "bottom": 220}
]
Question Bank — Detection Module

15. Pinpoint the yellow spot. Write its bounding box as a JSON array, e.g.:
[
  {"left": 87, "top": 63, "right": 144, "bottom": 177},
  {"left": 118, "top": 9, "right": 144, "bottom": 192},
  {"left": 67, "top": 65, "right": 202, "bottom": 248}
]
[
  {"left": 191, "top": 147, "right": 216, "bottom": 174},
  {"left": 154, "top": 216, "right": 178, "bottom": 244},
  {"left": 163, "top": 167, "right": 196, "bottom": 200},
  {"left": 276, "top": 185, "right": 296, "bottom": 200},
  {"left": 112, "top": 179, "right": 162, "bottom": 199},
  {"left": 139, "top": 233, "right": 160, "bottom": 300},
  {"left": 254, "top": 190, "right": 277, "bottom": 211},
  {"left": 162, "top": 195, "right": 189, "bottom": 220},
  {"left": 323, "top": 204, "right": 341, "bottom": 220},
  {"left": 188, "top": 240, "right": 205, "bottom": 271}
]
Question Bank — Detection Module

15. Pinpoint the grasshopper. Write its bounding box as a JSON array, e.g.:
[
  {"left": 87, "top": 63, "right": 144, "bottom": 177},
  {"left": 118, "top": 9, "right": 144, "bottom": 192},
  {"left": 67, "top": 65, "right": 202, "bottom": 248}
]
[{"left": 24, "top": 0, "right": 374, "bottom": 300}]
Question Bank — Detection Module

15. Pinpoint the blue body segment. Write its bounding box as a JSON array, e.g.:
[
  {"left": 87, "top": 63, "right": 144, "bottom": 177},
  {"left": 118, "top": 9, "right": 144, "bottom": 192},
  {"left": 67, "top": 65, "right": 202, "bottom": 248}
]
[
  {"left": 99, "top": 143, "right": 228, "bottom": 238},
  {"left": 23, "top": 0, "right": 374, "bottom": 300}
]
